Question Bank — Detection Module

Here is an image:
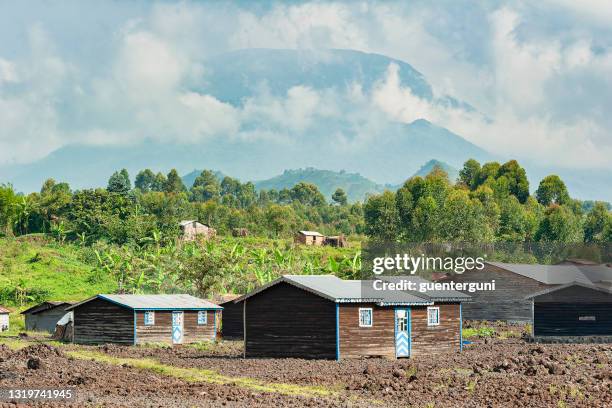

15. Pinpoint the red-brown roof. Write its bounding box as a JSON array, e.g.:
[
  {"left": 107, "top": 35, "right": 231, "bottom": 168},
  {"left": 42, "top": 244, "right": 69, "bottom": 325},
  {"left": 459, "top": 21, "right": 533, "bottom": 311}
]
[{"left": 0, "top": 306, "right": 10, "bottom": 314}]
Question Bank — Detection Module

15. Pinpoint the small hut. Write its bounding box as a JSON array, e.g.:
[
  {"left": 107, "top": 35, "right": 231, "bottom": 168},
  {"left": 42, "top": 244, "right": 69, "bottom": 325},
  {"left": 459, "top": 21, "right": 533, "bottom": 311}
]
[
  {"left": 324, "top": 235, "right": 347, "bottom": 248},
  {"left": 21, "top": 301, "right": 74, "bottom": 333},
  {"left": 232, "top": 228, "right": 249, "bottom": 237},
  {"left": 0, "top": 306, "right": 9, "bottom": 332},
  {"left": 67, "top": 294, "right": 222, "bottom": 345},
  {"left": 526, "top": 282, "right": 612, "bottom": 340},
  {"left": 179, "top": 220, "right": 216, "bottom": 241},
  {"left": 294, "top": 231, "right": 325, "bottom": 246}
]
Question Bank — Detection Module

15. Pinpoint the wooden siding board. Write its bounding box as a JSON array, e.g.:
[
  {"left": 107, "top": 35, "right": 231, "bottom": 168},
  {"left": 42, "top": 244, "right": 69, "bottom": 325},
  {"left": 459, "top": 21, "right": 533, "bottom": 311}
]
[
  {"left": 244, "top": 282, "right": 336, "bottom": 359},
  {"left": 534, "top": 303, "right": 612, "bottom": 336},
  {"left": 221, "top": 301, "right": 244, "bottom": 339},
  {"left": 410, "top": 303, "right": 461, "bottom": 356},
  {"left": 73, "top": 298, "right": 134, "bottom": 345},
  {"left": 338, "top": 304, "right": 395, "bottom": 359},
  {"left": 444, "top": 265, "right": 552, "bottom": 322}
]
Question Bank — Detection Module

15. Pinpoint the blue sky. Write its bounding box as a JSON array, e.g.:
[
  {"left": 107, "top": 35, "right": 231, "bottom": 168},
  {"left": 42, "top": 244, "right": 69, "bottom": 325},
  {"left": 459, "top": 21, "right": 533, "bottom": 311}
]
[{"left": 1, "top": 0, "right": 611, "bottom": 170}]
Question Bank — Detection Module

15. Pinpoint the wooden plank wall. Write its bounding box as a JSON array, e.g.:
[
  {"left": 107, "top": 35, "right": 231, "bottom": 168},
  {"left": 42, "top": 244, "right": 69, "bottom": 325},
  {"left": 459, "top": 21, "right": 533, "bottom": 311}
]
[
  {"left": 221, "top": 301, "right": 244, "bottom": 339},
  {"left": 338, "top": 304, "right": 395, "bottom": 359},
  {"left": 534, "top": 303, "right": 612, "bottom": 336},
  {"left": 135, "top": 310, "right": 217, "bottom": 344},
  {"left": 442, "top": 265, "right": 551, "bottom": 322},
  {"left": 73, "top": 298, "right": 134, "bottom": 345},
  {"left": 245, "top": 282, "right": 336, "bottom": 359},
  {"left": 410, "top": 303, "right": 460, "bottom": 356}
]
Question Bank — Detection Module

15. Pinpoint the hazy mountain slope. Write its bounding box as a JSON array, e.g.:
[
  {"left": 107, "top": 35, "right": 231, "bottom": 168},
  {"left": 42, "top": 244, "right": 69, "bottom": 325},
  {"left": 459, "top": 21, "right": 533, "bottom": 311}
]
[
  {"left": 413, "top": 159, "right": 459, "bottom": 181},
  {"left": 254, "top": 168, "right": 389, "bottom": 202}
]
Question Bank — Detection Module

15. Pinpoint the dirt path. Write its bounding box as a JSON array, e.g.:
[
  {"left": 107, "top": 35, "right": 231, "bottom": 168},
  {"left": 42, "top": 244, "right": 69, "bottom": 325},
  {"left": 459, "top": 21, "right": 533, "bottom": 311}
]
[{"left": 0, "top": 337, "right": 610, "bottom": 407}]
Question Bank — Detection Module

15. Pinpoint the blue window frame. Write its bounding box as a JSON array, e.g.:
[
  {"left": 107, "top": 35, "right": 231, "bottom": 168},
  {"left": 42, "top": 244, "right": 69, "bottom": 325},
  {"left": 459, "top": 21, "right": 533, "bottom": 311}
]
[
  {"left": 197, "top": 310, "right": 207, "bottom": 325},
  {"left": 144, "top": 311, "right": 155, "bottom": 326},
  {"left": 359, "top": 308, "right": 373, "bottom": 327},
  {"left": 427, "top": 307, "right": 440, "bottom": 326}
]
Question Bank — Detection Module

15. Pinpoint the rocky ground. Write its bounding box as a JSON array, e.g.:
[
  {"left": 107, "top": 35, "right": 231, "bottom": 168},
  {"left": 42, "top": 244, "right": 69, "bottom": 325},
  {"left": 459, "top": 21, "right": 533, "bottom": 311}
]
[{"left": 0, "top": 334, "right": 610, "bottom": 407}]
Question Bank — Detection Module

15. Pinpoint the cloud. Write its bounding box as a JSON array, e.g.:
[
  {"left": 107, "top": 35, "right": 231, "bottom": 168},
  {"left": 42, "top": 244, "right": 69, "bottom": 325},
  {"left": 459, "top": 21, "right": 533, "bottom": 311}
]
[{"left": 0, "top": 1, "right": 611, "bottom": 172}]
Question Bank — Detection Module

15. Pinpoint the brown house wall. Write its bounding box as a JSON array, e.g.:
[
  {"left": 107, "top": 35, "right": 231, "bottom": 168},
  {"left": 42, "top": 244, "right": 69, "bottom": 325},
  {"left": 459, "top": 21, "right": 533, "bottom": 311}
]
[
  {"left": 410, "top": 303, "right": 461, "bottom": 356},
  {"left": 244, "top": 282, "right": 336, "bottom": 359},
  {"left": 135, "top": 310, "right": 217, "bottom": 344},
  {"left": 73, "top": 298, "right": 134, "bottom": 345},
  {"left": 338, "top": 304, "right": 395, "bottom": 359}
]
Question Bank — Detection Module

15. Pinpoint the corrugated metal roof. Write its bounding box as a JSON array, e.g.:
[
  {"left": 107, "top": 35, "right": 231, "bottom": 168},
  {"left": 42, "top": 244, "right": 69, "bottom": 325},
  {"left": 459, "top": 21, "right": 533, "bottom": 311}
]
[
  {"left": 179, "top": 220, "right": 197, "bottom": 226},
  {"left": 67, "top": 294, "right": 222, "bottom": 310},
  {"left": 235, "top": 274, "right": 470, "bottom": 305},
  {"left": 21, "top": 301, "right": 74, "bottom": 315},
  {"left": 488, "top": 262, "right": 612, "bottom": 285},
  {"left": 298, "top": 230, "right": 324, "bottom": 237},
  {"left": 525, "top": 281, "right": 612, "bottom": 300}
]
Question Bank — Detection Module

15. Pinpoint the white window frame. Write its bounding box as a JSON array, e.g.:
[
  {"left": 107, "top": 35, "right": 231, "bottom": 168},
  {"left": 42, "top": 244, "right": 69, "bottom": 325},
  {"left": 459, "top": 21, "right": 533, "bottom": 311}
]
[
  {"left": 144, "top": 311, "right": 155, "bottom": 326},
  {"left": 198, "top": 310, "right": 208, "bottom": 325},
  {"left": 359, "top": 308, "right": 373, "bottom": 327},
  {"left": 427, "top": 306, "right": 440, "bottom": 326}
]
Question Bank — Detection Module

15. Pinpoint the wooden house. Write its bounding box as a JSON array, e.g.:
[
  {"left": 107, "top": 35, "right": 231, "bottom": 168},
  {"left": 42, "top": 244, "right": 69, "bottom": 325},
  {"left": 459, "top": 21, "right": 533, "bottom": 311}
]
[
  {"left": 526, "top": 282, "right": 612, "bottom": 339},
  {"left": 179, "top": 220, "right": 216, "bottom": 241},
  {"left": 439, "top": 262, "right": 612, "bottom": 323},
  {"left": 0, "top": 306, "right": 9, "bottom": 332},
  {"left": 234, "top": 275, "right": 470, "bottom": 360},
  {"left": 21, "top": 301, "right": 74, "bottom": 333},
  {"left": 66, "top": 294, "right": 222, "bottom": 345},
  {"left": 294, "top": 231, "right": 325, "bottom": 246},
  {"left": 324, "top": 235, "right": 348, "bottom": 248},
  {"left": 217, "top": 294, "right": 244, "bottom": 340}
]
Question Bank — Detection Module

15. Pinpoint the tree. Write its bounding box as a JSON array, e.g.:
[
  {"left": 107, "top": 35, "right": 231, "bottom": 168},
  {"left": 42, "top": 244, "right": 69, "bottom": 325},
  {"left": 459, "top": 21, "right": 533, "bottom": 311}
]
[
  {"left": 584, "top": 202, "right": 611, "bottom": 242},
  {"left": 535, "top": 175, "right": 570, "bottom": 206},
  {"left": 135, "top": 169, "right": 156, "bottom": 192},
  {"left": 497, "top": 160, "right": 529, "bottom": 203},
  {"left": 163, "top": 169, "right": 186, "bottom": 194},
  {"left": 107, "top": 169, "right": 131, "bottom": 194},
  {"left": 332, "top": 188, "right": 348, "bottom": 206},
  {"left": 289, "top": 182, "right": 326, "bottom": 206},
  {"left": 364, "top": 191, "right": 399, "bottom": 241},
  {"left": 476, "top": 162, "right": 501, "bottom": 187},
  {"left": 265, "top": 204, "right": 295, "bottom": 237},
  {"left": 535, "top": 204, "right": 583, "bottom": 242},
  {"left": 152, "top": 172, "right": 167, "bottom": 192},
  {"left": 191, "top": 170, "right": 220, "bottom": 202},
  {"left": 0, "top": 184, "right": 18, "bottom": 235},
  {"left": 458, "top": 159, "right": 481, "bottom": 189},
  {"left": 439, "top": 190, "right": 489, "bottom": 242}
]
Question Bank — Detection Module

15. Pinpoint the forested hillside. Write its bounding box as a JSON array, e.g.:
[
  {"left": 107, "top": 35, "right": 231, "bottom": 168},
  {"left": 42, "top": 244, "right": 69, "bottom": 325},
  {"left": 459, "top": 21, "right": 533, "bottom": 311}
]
[{"left": 0, "top": 158, "right": 611, "bottom": 307}]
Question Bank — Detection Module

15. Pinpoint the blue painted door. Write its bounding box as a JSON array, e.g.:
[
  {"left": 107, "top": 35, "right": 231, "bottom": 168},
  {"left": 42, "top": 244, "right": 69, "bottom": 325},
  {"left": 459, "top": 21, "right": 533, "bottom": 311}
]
[
  {"left": 395, "top": 309, "right": 410, "bottom": 357},
  {"left": 172, "top": 311, "right": 184, "bottom": 344}
]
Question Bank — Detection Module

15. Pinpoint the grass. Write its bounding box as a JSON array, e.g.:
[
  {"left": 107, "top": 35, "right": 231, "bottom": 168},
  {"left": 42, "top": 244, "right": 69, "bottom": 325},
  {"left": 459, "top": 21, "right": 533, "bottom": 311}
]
[
  {"left": 462, "top": 326, "right": 496, "bottom": 339},
  {"left": 0, "top": 237, "right": 116, "bottom": 307},
  {"left": 67, "top": 349, "right": 337, "bottom": 398}
]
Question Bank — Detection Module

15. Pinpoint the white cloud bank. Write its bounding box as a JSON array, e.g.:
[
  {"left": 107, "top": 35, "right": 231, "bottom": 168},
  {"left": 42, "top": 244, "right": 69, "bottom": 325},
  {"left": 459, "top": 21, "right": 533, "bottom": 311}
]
[{"left": 0, "top": 1, "right": 611, "bottom": 170}]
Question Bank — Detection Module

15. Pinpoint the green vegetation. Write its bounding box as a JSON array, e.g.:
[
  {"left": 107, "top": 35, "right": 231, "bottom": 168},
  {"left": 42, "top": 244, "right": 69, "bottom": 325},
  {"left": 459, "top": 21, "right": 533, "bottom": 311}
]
[
  {"left": 0, "top": 237, "right": 115, "bottom": 306},
  {"left": 462, "top": 326, "right": 496, "bottom": 339},
  {"left": 364, "top": 159, "right": 612, "bottom": 243}
]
